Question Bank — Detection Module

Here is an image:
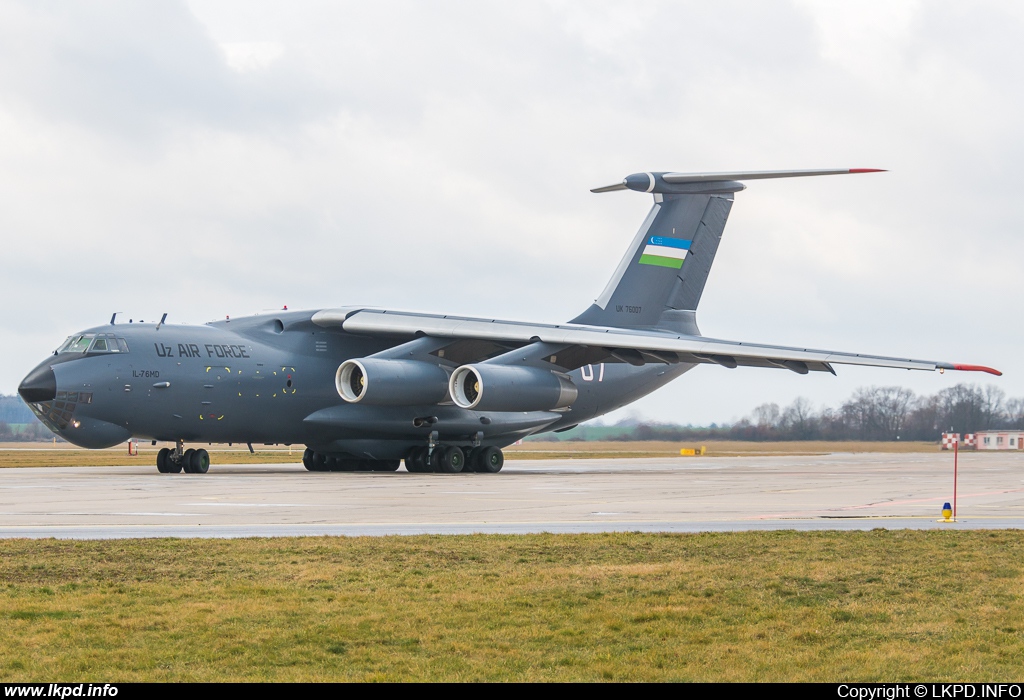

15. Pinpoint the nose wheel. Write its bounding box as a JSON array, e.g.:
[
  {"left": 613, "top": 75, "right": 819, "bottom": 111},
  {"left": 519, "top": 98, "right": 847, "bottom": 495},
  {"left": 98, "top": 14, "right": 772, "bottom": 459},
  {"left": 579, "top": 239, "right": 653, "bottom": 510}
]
[
  {"left": 156, "top": 444, "right": 210, "bottom": 474},
  {"left": 156, "top": 448, "right": 178, "bottom": 473}
]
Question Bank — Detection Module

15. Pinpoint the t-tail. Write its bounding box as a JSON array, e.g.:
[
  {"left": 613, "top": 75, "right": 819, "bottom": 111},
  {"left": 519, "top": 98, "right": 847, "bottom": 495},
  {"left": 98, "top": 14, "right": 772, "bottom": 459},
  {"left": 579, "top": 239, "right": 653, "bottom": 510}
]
[{"left": 571, "top": 168, "right": 884, "bottom": 335}]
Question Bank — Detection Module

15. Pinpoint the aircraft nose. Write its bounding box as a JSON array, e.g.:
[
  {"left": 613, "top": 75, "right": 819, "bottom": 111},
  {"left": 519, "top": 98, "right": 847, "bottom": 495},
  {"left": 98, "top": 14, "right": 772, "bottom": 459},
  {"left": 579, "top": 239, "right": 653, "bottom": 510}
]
[{"left": 18, "top": 365, "right": 57, "bottom": 403}]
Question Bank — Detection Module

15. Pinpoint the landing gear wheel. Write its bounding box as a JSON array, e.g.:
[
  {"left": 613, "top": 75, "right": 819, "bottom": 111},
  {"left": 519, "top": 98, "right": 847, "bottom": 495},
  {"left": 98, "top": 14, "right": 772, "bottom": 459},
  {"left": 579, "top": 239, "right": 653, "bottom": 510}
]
[
  {"left": 476, "top": 446, "right": 503, "bottom": 473},
  {"left": 333, "top": 458, "right": 360, "bottom": 472},
  {"left": 302, "top": 448, "right": 316, "bottom": 471},
  {"left": 181, "top": 448, "right": 196, "bottom": 474},
  {"left": 374, "top": 459, "right": 401, "bottom": 472},
  {"left": 437, "top": 446, "right": 465, "bottom": 473},
  {"left": 156, "top": 448, "right": 171, "bottom": 473},
  {"left": 313, "top": 452, "right": 329, "bottom": 471},
  {"left": 405, "top": 447, "right": 430, "bottom": 473},
  {"left": 190, "top": 448, "right": 210, "bottom": 474}
]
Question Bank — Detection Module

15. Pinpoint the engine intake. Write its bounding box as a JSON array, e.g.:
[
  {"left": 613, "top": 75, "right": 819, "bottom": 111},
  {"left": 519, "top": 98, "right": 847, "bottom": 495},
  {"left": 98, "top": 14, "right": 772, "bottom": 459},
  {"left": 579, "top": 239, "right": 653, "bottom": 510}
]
[
  {"left": 336, "top": 359, "right": 450, "bottom": 405},
  {"left": 449, "top": 364, "right": 578, "bottom": 412}
]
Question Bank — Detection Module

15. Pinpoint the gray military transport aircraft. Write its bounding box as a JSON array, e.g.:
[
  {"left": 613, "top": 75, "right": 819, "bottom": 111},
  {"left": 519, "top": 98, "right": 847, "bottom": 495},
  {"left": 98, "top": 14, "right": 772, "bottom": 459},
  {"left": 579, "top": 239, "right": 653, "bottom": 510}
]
[{"left": 18, "top": 168, "right": 1000, "bottom": 475}]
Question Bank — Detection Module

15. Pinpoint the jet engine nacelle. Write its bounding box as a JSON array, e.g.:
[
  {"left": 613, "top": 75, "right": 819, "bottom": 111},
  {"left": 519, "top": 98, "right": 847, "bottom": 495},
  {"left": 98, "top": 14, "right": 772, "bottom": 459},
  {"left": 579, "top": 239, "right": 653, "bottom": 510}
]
[
  {"left": 336, "top": 358, "right": 450, "bottom": 405},
  {"left": 449, "top": 364, "right": 578, "bottom": 412}
]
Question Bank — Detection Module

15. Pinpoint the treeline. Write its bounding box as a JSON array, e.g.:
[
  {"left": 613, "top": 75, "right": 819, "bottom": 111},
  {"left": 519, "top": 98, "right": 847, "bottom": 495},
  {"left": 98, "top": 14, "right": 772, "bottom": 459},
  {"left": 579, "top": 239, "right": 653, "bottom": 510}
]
[
  {"left": 555, "top": 383, "right": 1023, "bottom": 442},
  {"left": 0, "top": 394, "right": 54, "bottom": 442},
  {"left": 0, "top": 421, "right": 55, "bottom": 442},
  {"left": 0, "top": 395, "right": 34, "bottom": 424}
]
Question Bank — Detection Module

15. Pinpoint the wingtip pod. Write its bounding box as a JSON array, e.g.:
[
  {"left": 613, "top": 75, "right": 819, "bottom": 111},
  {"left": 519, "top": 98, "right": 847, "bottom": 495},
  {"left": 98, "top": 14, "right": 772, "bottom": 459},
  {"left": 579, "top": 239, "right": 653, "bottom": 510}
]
[{"left": 938, "top": 362, "right": 1003, "bottom": 377}]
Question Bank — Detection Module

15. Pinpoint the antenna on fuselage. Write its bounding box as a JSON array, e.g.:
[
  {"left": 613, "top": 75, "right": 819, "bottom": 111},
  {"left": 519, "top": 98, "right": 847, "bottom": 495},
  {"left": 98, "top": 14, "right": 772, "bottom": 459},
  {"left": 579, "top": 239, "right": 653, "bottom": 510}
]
[
  {"left": 110, "top": 312, "right": 122, "bottom": 325},
  {"left": 156, "top": 313, "right": 167, "bottom": 330}
]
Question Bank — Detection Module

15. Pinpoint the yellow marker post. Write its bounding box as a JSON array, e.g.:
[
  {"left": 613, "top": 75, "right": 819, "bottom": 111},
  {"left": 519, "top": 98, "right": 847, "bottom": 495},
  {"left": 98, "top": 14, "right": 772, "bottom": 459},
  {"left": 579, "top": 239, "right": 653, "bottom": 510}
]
[{"left": 940, "top": 501, "right": 954, "bottom": 522}]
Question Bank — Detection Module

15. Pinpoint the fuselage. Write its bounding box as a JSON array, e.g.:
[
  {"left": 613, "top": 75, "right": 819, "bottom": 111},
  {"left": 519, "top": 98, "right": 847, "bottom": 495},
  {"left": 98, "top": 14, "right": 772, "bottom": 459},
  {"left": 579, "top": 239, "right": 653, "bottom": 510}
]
[{"left": 18, "top": 310, "right": 692, "bottom": 460}]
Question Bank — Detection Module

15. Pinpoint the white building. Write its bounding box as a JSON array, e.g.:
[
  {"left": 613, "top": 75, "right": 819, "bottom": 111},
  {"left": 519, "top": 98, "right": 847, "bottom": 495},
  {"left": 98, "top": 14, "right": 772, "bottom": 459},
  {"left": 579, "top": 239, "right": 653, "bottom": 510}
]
[{"left": 976, "top": 431, "right": 1024, "bottom": 450}]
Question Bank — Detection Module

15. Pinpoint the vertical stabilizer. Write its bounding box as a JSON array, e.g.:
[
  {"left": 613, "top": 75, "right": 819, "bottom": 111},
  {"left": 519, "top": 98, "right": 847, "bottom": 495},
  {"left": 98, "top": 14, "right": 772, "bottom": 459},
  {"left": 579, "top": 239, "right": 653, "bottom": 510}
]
[{"left": 571, "top": 188, "right": 735, "bottom": 334}]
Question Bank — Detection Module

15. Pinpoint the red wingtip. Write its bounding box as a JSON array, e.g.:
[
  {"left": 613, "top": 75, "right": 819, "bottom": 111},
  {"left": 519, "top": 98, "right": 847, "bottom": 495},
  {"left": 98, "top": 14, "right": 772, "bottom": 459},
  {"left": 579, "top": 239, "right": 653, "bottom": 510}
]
[
  {"left": 849, "top": 168, "right": 887, "bottom": 173},
  {"left": 953, "top": 364, "right": 1003, "bottom": 377}
]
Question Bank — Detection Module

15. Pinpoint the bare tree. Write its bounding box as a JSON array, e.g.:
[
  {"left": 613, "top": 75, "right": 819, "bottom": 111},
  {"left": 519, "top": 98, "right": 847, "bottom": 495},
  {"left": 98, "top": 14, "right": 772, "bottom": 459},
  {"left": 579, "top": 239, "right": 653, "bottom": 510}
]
[
  {"left": 781, "top": 397, "right": 816, "bottom": 439},
  {"left": 842, "top": 388, "right": 876, "bottom": 440},
  {"left": 1006, "top": 398, "right": 1024, "bottom": 429},
  {"left": 873, "top": 387, "right": 915, "bottom": 440},
  {"left": 841, "top": 386, "right": 915, "bottom": 440},
  {"left": 981, "top": 385, "right": 1006, "bottom": 428},
  {"left": 936, "top": 383, "right": 997, "bottom": 433},
  {"left": 753, "top": 403, "right": 781, "bottom": 428}
]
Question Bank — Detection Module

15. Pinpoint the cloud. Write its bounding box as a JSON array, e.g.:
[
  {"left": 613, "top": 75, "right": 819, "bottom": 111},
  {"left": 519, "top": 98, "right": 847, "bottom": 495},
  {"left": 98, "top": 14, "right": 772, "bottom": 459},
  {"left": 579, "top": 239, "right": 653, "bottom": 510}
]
[
  {"left": 1, "top": 0, "right": 1022, "bottom": 424},
  {"left": 221, "top": 42, "right": 285, "bottom": 73},
  {"left": 0, "top": 1, "right": 333, "bottom": 143}
]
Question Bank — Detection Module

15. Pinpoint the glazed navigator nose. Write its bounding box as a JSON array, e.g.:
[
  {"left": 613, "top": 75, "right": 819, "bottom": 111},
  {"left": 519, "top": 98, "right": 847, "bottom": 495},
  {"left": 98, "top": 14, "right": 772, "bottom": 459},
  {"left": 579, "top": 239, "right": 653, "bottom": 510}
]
[{"left": 18, "top": 364, "right": 56, "bottom": 403}]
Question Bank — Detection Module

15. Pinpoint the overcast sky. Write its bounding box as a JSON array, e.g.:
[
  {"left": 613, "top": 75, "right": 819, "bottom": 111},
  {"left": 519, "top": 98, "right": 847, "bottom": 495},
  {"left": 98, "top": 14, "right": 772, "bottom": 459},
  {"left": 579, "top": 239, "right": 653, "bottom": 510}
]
[{"left": 1, "top": 0, "right": 1021, "bottom": 425}]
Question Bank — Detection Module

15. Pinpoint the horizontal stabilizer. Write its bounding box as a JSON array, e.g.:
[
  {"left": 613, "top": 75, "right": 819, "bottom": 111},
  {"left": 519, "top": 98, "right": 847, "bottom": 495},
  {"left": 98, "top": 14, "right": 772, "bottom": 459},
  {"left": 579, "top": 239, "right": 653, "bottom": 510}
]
[
  {"left": 591, "top": 168, "right": 884, "bottom": 194},
  {"left": 662, "top": 168, "right": 884, "bottom": 183}
]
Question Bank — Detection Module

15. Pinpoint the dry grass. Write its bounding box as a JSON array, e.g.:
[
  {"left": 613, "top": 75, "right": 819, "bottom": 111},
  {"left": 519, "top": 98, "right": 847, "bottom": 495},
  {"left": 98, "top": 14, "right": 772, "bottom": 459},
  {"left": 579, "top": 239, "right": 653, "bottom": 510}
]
[
  {"left": 0, "top": 531, "right": 1022, "bottom": 681},
  {"left": 506, "top": 440, "right": 940, "bottom": 459},
  {"left": 0, "top": 440, "right": 945, "bottom": 468},
  {"left": 0, "top": 444, "right": 302, "bottom": 468}
]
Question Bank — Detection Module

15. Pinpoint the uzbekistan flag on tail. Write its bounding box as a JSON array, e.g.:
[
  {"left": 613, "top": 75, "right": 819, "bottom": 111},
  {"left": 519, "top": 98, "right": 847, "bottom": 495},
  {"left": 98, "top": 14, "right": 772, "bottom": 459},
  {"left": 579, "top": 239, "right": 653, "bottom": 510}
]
[{"left": 639, "top": 235, "right": 691, "bottom": 269}]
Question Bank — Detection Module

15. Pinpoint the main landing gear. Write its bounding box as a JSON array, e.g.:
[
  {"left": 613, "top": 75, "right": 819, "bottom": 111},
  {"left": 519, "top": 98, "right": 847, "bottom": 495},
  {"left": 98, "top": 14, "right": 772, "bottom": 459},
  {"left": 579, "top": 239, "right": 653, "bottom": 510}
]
[
  {"left": 301, "top": 448, "right": 401, "bottom": 472},
  {"left": 300, "top": 445, "right": 504, "bottom": 474},
  {"left": 156, "top": 441, "right": 210, "bottom": 474},
  {"left": 404, "top": 445, "right": 504, "bottom": 474}
]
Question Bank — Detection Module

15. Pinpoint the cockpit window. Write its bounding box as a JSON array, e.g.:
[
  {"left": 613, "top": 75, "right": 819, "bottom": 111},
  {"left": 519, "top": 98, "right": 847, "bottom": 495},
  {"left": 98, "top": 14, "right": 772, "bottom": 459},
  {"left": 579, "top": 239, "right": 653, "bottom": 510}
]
[
  {"left": 63, "top": 336, "right": 93, "bottom": 353},
  {"left": 57, "top": 334, "right": 130, "bottom": 355}
]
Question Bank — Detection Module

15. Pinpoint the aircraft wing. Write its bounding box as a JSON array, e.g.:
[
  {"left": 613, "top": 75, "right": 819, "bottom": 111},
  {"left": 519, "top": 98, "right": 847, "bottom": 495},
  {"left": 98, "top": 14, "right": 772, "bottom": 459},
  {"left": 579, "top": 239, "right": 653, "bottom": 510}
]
[{"left": 312, "top": 309, "right": 1001, "bottom": 376}]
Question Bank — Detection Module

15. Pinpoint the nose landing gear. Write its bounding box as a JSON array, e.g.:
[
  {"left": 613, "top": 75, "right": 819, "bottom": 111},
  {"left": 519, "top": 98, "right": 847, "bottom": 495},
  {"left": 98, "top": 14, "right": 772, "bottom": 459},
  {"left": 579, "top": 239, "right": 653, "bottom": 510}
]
[{"left": 156, "top": 441, "right": 210, "bottom": 474}]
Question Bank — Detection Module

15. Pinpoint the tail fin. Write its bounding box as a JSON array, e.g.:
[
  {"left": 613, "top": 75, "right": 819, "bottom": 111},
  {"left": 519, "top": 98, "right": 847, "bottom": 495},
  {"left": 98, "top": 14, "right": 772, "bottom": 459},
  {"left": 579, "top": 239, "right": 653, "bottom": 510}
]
[
  {"left": 572, "top": 169, "right": 883, "bottom": 334},
  {"left": 570, "top": 178, "right": 737, "bottom": 334}
]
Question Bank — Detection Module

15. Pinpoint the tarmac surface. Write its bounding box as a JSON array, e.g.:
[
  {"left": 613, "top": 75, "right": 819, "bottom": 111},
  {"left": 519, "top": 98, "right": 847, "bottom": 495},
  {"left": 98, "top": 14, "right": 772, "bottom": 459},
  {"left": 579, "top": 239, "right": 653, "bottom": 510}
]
[{"left": 0, "top": 451, "right": 1022, "bottom": 538}]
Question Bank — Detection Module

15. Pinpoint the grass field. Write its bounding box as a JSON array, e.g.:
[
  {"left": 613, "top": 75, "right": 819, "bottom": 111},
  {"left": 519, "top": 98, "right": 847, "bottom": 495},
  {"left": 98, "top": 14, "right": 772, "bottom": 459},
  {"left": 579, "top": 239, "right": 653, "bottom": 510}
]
[
  {"left": 0, "top": 531, "right": 1022, "bottom": 681},
  {"left": 0, "top": 440, "right": 943, "bottom": 468}
]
